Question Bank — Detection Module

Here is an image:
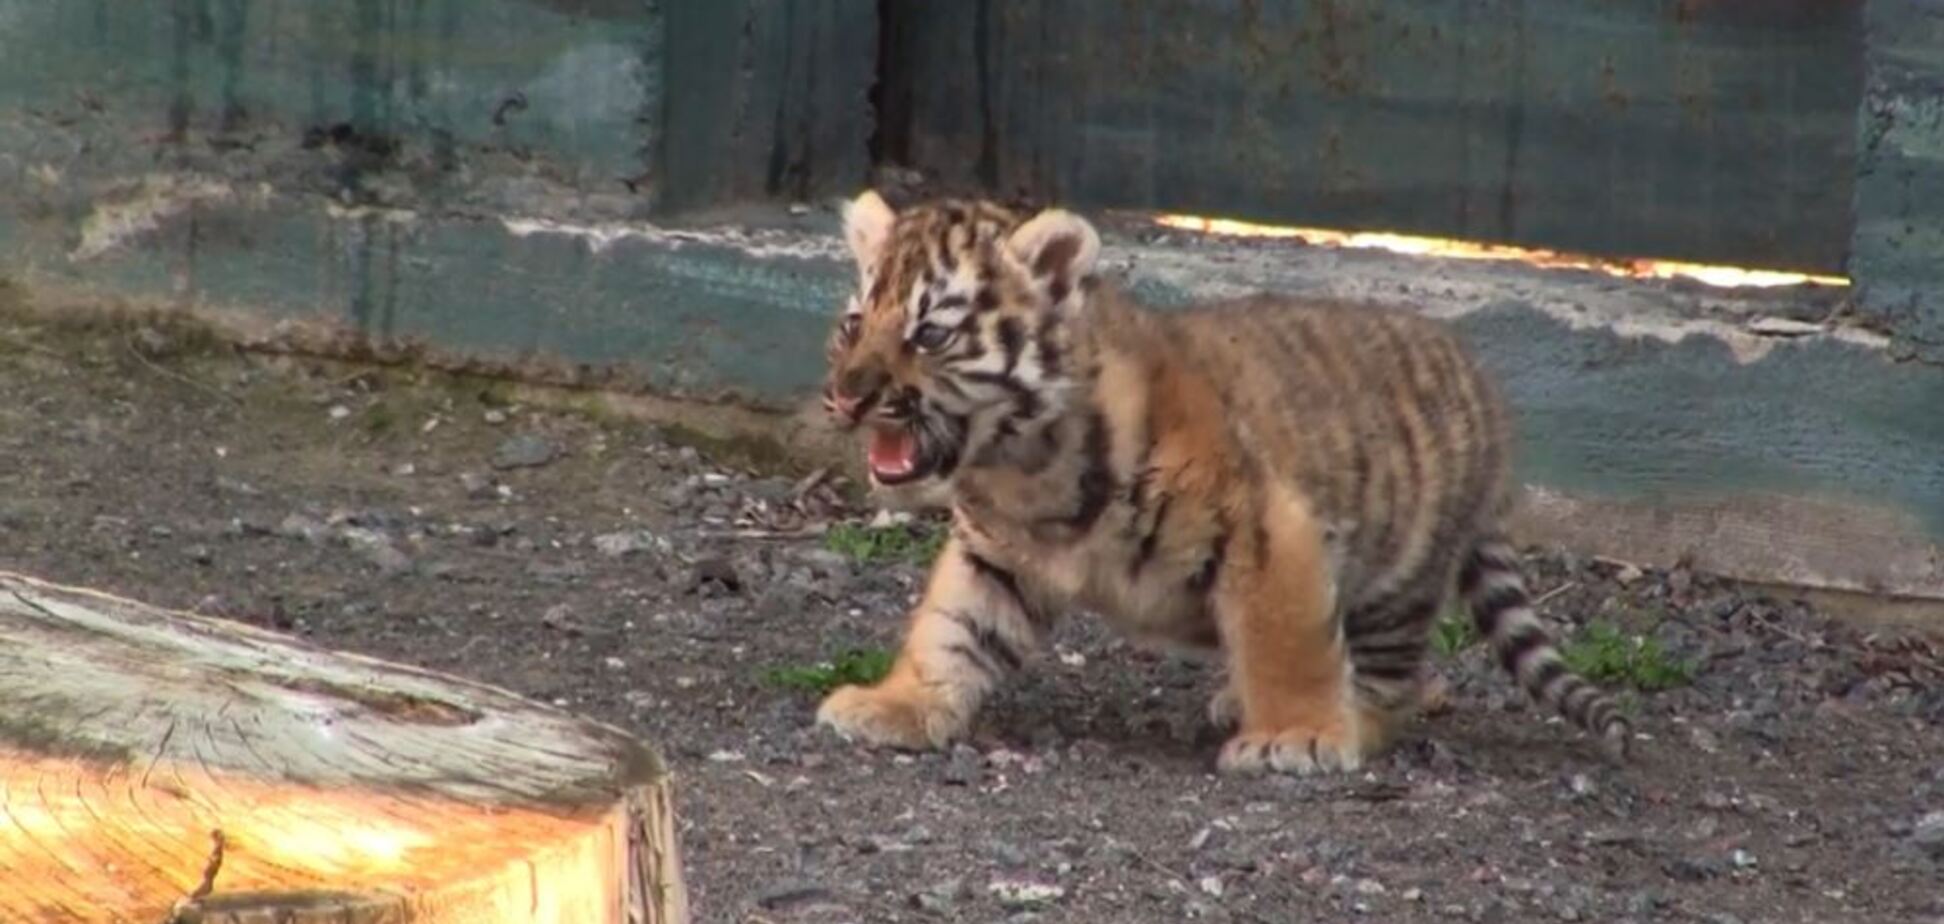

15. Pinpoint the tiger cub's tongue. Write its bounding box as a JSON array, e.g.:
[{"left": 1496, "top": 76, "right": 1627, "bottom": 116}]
[{"left": 867, "top": 428, "right": 918, "bottom": 479}]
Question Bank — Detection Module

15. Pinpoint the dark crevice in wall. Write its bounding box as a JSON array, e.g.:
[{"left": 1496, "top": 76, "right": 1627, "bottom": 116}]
[{"left": 866, "top": 0, "right": 911, "bottom": 173}]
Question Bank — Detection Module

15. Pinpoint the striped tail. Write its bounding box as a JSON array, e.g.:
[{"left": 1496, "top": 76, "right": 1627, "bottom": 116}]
[{"left": 1460, "top": 537, "right": 1631, "bottom": 760}]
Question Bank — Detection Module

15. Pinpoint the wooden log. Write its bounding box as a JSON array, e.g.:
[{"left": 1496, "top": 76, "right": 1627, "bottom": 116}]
[{"left": 0, "top": 571, "right": 688, "bottom": 923}]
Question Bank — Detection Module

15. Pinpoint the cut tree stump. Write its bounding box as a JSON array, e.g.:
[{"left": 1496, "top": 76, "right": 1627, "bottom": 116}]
[{"left": 0, "top": 571, "right": 688, "bottom": 923}]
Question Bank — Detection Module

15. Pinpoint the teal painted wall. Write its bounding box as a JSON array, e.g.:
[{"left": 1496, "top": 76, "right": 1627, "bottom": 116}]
[
  {"left": 879, "top": 0, "right": 1864, "bottom": 273},
  {"left": 1853, "top": 0, "right": 1944, "bottom": 360}
]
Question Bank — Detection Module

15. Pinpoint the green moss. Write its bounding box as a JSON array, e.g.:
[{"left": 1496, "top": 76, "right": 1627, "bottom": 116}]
[
  {"left": 763, "top": 648, "right": 895, "bottom": 694},
  {"left": 1431, "top": 605, "right": 1480, "bottom": 657},
  {"left": 1561, "top": 622, "right": 1698, "bottom": 691},
  {"left": 824, "top": 521, "right": 946, "bottom": 566}
]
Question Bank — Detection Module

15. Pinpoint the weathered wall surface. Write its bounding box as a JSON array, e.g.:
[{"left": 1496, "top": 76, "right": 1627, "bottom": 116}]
[
  {"left": 0, "top": 1, "right": 1938, "bottom": 599},
  {"left": 1853, "top": 0, "right": 1944, "bottom": 361},
  {"left": 879, "top": 0, "right": 1864, "bottom": 273}
]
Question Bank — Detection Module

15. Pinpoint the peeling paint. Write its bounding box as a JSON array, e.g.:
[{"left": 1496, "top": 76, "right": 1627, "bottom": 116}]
[
  {"left": 1112, "top": 238, "right": 1889, "bottom": 365},
  {"left": 501, "top": 216, "right": 847, "bottom": 263},
  {"left": 70, "top": 175, "right": 270, "bottom": 263}
]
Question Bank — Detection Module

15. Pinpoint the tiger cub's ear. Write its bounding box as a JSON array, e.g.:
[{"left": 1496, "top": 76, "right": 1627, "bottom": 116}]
[
  {"left": 842, "top": 190, "right": 896, "bottom": 276},
  {"left": 1006, "top": 208, "right": 1100, "bottom": 297}
]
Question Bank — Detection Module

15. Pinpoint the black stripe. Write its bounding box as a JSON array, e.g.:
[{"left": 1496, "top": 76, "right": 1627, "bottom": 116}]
[
  {"left": 1048, "top": 279, "right": 1069, "bottom": 303},
  {"left": 1035, "top": 312, "right": 1062, "bottom": 375},
  {"left": 918, "top": 290, "right": 933, "bottom": 315},
  {"left": 946, "top": 642, "right": 1000, "bottom": 680},
  {"left": 1527, "top": 657, "right": 1566, "bottom": 694},
  {"left": 1129, "top": 494, "right": 1173, "bottom": 578},
  {"left": 945, "top": 609, "right": 1024, "bottom": 672},
  {"left": 997, "top": 317, "right": 1025, "bottom": 372},
  {"left": 1188, "top": 529, "right": 1230, "bottom": 596},
  {"left": 1473, "top": 584, "right": 1527, "bottom": 632},
  {"left": 1065, "top": 413, "right": 1114, "bottom": 531},
  {"left": 934, "top": 294, "right": 968, "bottom": 313},
  {"left": 1355, "top": 659, "right": 1420, "bottom": 682},
  {"left": 974, "top": 288, "right": 999, "bottom": 312},
  {"left": 960, "top": 370, "right": 1045, "bottom": 421},
  {"left": 1497, "top": 625, "right": 1547, "bottom": 674}
]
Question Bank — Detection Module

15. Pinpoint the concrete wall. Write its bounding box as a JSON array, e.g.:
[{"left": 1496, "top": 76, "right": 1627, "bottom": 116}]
[{"left": 0, "top": 1, "right": 1939, "bottom": 599}]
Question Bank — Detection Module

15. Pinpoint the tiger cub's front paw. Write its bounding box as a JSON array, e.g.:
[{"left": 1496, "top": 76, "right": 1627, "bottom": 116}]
[{"left": 816, "top": 681, "right": 965, "bottom": 751}]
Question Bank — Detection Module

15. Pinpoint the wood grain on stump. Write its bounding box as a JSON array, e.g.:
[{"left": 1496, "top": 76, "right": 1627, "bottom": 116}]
[{"left": 0, "top": 572, "right": 688, "bottom": 923}]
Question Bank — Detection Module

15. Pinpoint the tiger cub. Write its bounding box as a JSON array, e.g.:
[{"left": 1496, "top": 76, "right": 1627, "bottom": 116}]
[{"left": 815, "top": 190, "right": 1630, "bottom": 774}]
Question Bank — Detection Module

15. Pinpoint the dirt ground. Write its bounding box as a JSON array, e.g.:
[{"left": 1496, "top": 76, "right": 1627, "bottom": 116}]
[{"left": 0, "top": 299, "right": 1939, "bottom": 923}]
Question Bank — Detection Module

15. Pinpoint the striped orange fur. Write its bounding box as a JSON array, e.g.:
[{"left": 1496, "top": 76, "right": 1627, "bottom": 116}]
[{"left": 816, "top": 191, "right": 1630, "bottom": 774}]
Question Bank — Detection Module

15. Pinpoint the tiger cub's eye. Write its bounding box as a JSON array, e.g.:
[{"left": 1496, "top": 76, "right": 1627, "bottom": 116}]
[{"left": 910, "top": 322, "right": 956, "bottom": 353}]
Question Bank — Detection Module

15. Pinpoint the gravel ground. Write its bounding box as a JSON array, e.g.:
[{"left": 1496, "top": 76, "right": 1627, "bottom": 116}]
[{"left": 1, "top": 303, "right": 1940, "bottom": 923}]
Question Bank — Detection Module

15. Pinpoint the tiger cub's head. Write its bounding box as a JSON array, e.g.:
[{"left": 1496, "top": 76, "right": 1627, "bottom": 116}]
[{"left": 823, "top": 190, "right": 1101, "bottom": 500}]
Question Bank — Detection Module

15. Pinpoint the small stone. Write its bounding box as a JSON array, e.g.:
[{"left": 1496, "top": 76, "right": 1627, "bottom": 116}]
[
  {"left": 1567, "top": 773, "right": 1597, "bottom": 798},
  {"left": 988, "top": 879, "right": 1064, "bottom": 909},
  {"left": 593, "top": 530, "right": 665, "bottom": 558},
  {"left": 183, "top": 544, "right": 213, "bottom": 565},
  {"left": 339, "top": 527, "right": 411, "bottom": 576},
  {"left": 941, "top": 744, "right": 981, "bottom": 786},
  {"left": 1197, "top": 875, "right": 1225, "bottom": 897},
  {"left": 457, "top": 472, "right": 494, "bottom": 498},
  {"left": 276, "top": 513, "right": 328, "bottom": 543},
  {"left": 1402, "top": 888, "right": 1424, "bottom": 902},
  {"left": 1911, "top": 811, "right": 1944, "bottom": 858},
  {"left": 1614, "top": 563, "right": 1644, "bottom": 585},
  {"left": 483, "top": 408, "right": 508, "bottom": 425},
  {"left": 755, "top": 879, "right": 833, "bottom": 911},
  {"left": 1700, "top": 791, "right": 1733, "bottom": 811},
  {"left": 328, "top": 404, "right": 351, "bottom": 420},
  {"left": 1730, "top": 849, "right": 1758, "bottom": 870},
  {"left": 692, "top": 556, "right": 741, "bottom": 592},
  {"left": 603, "top": 656, "right": 626, "bottom": 670},
  {"left": 1664, "top": 855, "right": 1724, "bottom": 882},
  {"left": 492, "top": 434, "right": 557, "bottom": 470},
  {"left": 911, "top": 878, "right": 963, "bottom": 914}
]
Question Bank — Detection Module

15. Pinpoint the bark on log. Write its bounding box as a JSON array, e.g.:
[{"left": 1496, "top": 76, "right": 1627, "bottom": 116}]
[{"left": 0, "top": 571, "right": 688, "bottom": 923}]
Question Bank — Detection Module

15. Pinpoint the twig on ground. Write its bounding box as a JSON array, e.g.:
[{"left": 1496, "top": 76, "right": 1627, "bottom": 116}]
[
  {"left": 1532, "top": 581, "right": 1578, "bottom": 608},
  {"left": 124, "top": 332, "right": 242, "bottom": 407}
]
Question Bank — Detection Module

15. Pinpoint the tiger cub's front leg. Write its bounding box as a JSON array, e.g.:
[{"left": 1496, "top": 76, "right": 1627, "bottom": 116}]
[{"left": 817, "top": 538, "right": 1050, "bottom": 750}]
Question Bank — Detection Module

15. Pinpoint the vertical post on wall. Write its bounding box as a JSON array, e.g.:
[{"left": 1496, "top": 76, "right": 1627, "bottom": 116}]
[
  {"left": 1850, "top": 0, "right": 1944, "bottom": 361},
  {"left": 657, "top": 0, "right": 878, "bottom": 214}
]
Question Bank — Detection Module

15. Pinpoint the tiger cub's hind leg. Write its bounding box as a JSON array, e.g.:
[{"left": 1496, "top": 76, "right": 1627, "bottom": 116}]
[{"left": 1212, "top": 491, "right": 1383, "bottom": 775}]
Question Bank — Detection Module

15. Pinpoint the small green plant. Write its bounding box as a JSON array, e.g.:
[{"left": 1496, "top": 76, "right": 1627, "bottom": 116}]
[
  {"left": 362, "top": 400, "right": 400, "bottom": 435},
  {"left": 764, "top": 648, "right": 895, "bottom": 694},
  {"left": 824, "top": 521, "right": 947, "bottom": 566},
  {"left": 1561, "top": 622, "right": 1696, "bottom": 691},
  {"left": 1431, "top": 605, "right": 1479, "bottom": 656}
]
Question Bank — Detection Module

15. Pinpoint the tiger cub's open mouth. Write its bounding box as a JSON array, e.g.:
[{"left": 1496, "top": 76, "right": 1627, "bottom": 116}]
[{"left": 865, "top": 425, "right": 930, "bottom": 485}]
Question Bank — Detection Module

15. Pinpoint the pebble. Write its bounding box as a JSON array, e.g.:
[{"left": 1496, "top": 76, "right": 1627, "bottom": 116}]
[
  {"left": 1197, "top": 875, "right": 1224, "bottom": 897},
  {"left": 492, "top": 434, "right": 557, "bottom": 470},
  {"left": 593, "top": 529, "right": 665, "bottom": 558},
  {"left": 755, "top": 879, "right": 833, "bottom": 911},
  {"left": 911, "top": 878, "right": 963, "bottom": 913},
  {"left": 1911, "top": 811, "right": 1944, "bottom": 858},
  {"left": 276, "top": 513, "right": 328, "bottom": 543},
  {"left": 988, "top": 879, "right": 1064, "bottom": 909},
  {"left": 941, "top": 744, "right": 981, "bottom": 786}
]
